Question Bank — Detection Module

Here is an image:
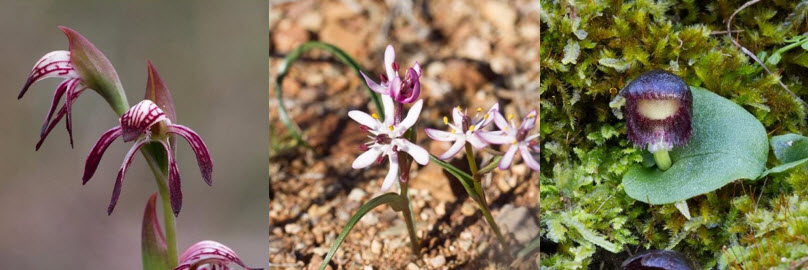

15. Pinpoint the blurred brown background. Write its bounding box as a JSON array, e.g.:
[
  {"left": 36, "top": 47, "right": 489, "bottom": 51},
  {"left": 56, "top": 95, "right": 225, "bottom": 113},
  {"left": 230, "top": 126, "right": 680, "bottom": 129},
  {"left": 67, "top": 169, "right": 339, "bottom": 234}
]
[{"left": 0, "top": 1, "right": 267, "bottom": 268}]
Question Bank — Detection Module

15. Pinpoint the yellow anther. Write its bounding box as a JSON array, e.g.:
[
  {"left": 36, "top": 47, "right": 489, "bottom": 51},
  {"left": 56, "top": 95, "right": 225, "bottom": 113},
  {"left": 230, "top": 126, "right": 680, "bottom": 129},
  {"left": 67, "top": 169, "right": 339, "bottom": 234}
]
[
  {"left": 528, "top": 114, "right": 535, "bottom": 118},
  {"left": 456, "top": 106, "right": 462, "bottom": 111},
  {"left": 512, "top": 140, "right": 518, "bottom": 144},
  {"left": 508, "top": 114, "right": 514, "bottom": 120},
  {"left": 443, "top": 116, "right": 449, "bottom": 125},
  {"left": 450, "top": 129, "right": 456, "bottom": 134},
  {"left": 483, "top": 114, "right": 489, "bottom": 120},
  {"left": 372, "top": 113, "right": 379, "bottom": 119},
  {"left": 469, "top": 125, "right": 476, "bottom": 131},
  {"left": 388, "top": 125, "right": 394, "bottom": 131},
  {"left": 477, "top": 107, "right": 482, "bottom": 112}
]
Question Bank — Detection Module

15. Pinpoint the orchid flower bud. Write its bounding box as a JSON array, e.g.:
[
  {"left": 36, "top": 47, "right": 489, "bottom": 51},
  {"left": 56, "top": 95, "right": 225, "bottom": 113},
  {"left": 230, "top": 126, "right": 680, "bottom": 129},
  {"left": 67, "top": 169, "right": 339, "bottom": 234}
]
[{"left": 619, "top": 70, "right": 692, "bottom": 170}]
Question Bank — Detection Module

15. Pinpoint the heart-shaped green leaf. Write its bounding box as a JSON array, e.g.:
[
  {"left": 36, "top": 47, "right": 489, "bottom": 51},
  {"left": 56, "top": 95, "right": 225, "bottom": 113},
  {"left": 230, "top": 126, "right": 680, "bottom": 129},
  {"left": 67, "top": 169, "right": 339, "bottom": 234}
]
[{"left": 622, "top": 87, "right": 768, "bottom": 205}]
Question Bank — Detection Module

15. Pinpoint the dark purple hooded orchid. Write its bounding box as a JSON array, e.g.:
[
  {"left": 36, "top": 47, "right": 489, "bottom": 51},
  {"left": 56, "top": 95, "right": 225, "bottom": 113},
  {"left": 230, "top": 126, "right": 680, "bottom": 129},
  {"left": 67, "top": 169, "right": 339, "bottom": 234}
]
[
  {"left": 360, "top": 44, "right": 422, "bottom": 104},
  {"left": 18, "top": 26, "right": 128, "bottom": 150},
  {"left": 83, "top": 99, "right": 212, "bottom": 216}
]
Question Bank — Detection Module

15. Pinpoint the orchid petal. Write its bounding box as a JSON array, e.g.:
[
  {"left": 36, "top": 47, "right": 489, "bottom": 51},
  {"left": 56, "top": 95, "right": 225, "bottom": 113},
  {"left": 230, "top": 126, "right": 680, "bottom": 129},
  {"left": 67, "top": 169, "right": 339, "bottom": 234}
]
[
  {"left": 352, "top": 148, "right": 382, "bottom": 169},
  {"left": 424, "top": 128, "right": 456, "bottom": 142},
  {"left": 438, "top": 139, "right": 466, "bottom": 160},
  {"left": 348, "top": 110, "right": 379, "bottom": 130},
  {"left": 492, "top": 111, "right": 510, "bottom": 130},
  {"left": 40, "top": 79, "right": 71, "bottom": 136},
  {"left": 109, "top": 138, "right": 149, "bottom": 215},
  {"left": 36, "top": 105, "right": 68, "bottom": 151},
  {"left": 382, "top": 95, "right": 395, "bottom": 126},
  {"left": 389, "top": 76, "right": 402, "bottom": 101},
  {"left": 413, "top": 61, "right": 421, "bottom": 77},
  {"left": 498, "top": 146, "right": 518, "bottom": 170},
  {"left": 398, "top": 99, "right": 423, "bottom": 130},
  {"left": 381, "top": 152, "right": 399, "bottom": 191},
  {"left": 167, "top": 124, "right": 213, "bottom": 185},
  {"left": 120, "top": 100, "right": 168, "bottom": 142},
  {"left": 480, "top": 103, "right": 500, "bottom": 128},
  {"left": 64, "top": 79, "right": 84, "bottom": 148},
  {"left": 401, "top": 140, "right": 429, "bottom": 165},
  {"left": 520, "top": 145, "right": 540, "bottom": 172},
  {"left": 144, "top": 61, "right": 177, "bottom": 123},
  {"left": 452, "top": 107, "right": 464, "bottom": 127},
  {"left": 160, "top": 140, "right": 183, "bottom": 216},
  {"left": 19, "top": 50, "right": 78, "bottom": 99},
  {"left": 521, "top": 110, "right": 537, "bottom": 130},
  {"left": 360, "top": 70, "right": 387, "bottom": 94},
  {"left": 477, "top": 131, "right": 513, "bottom": 145},
  {"left": 384, "top": 44, "right": 396, "bottom": 81},
  {"left": 82, "top": 126, "right": 123, "bottom": 183},
  {"left": 174, "top": 240, "right": 261, "bottom": 270}
]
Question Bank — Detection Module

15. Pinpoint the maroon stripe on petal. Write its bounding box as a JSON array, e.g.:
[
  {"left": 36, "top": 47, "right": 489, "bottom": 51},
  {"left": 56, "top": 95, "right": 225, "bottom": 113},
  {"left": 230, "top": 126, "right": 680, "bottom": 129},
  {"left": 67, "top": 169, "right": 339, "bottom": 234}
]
[
  {"left": 19, "top": 51, "right": 77, "bottom": 99},
  {"left": 36, "top": 106, "right": 67, "bottom": 151},
  {"left": 63, "top": 80, "right": 85, "bottom": 148},
  {"left": 168, "top": 124, "right": 212, "bottom": 186},
  {"left": 120, "top": 100, "right": 167, "bottom": 142},
  {"left": 160, "top": 140, "right": 183, "bottom": 217},
  {"left": 40, "top": 79, "right": 71, "bottom": 136},
  {"left": 82, "top": 126, "right": 122, "bottom": 183},
  {"left": 108, "top": 139, "right": 148, "bottom": 215}
]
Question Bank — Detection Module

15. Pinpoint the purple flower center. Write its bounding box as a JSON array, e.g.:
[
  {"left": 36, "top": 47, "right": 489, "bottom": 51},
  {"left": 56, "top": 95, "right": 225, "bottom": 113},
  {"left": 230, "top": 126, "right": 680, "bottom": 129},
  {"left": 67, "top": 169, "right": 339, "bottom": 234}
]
[
  {"left": 462, "top": 115, "right": 472, "bottom": 132},
  {"left": 516, "top": 128, "right": 528, "bottom": 142},
  {"left": 375, "top": 134, "right": 392, "bottom": 145}
]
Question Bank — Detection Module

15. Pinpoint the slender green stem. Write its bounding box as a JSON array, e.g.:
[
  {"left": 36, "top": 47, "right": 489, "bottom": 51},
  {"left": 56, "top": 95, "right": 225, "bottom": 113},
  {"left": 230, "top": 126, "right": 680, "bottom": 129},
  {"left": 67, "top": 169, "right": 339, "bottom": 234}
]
[
  {"left": 399, "top": 179, "right": 420, "bottom": 254},
  {"left": 654, "top": 150, "right": 672, "bottom": 171},
  {"left": 141, "top": 147, "right": 179, "bottom": 267},
  {"left": 463, "top": 143, "right": 509, "bottom": 253}
]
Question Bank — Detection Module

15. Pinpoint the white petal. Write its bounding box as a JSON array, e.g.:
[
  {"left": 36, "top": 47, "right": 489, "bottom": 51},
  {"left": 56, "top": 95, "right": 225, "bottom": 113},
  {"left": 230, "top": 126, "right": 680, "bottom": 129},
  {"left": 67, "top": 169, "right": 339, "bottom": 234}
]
[
  {"left": 348, "top": 110, "right": 379, "bottom": 130},
  {"left": 360, "top": 71, "right": 388, "bottom": 94},
  {"left": 382, "top": 95, "right": 395, "bottom": 126},
  {"left": 438, "top": 139, "right": 466, "bottom": 160},
  {"left": 424, "top": 128, "right": 456, "bottom": 142},
  {"left": 399, "top": 99, "right": 423, "bottom": 130},
  {"left": 520, "top": 145, "right": 540, "bottom": 172},
  {"left": 452, "top": 107, "right": 464, "bottom": 127},
  {"left": 389, "top": 76, "right": 402, "bottom": 100},
  {"left": 467, "top": 134, "right": 488, "bottom": 149},
  {"left": 478, "top": 131, "right": 513, "bottom": 145},
  {"left": 493, "top": 111, "right": 510, "bottom": 130},
  {"left": 521, "top": 110, "right": 537, "bottom": 130},
  {"left": 402, "top": 140, "right": 429, "bottom": 165},
  {"left": 498, "top": 146, "right": 518, "bottom": 170},
  {"left": 352, "top": 148, "right": 382, "bottom": 169},
  {"left": 413, "top": 61, "right": 421, "bottom": 76},
  {"left": 384, "top": 44, "right": 397, "bottom": 80},
  {"left": 381, "top": 153, "right": 399, "bottom": 191},
  {"left": 480, "top": 103, "right": 499, "bottom": 128}
]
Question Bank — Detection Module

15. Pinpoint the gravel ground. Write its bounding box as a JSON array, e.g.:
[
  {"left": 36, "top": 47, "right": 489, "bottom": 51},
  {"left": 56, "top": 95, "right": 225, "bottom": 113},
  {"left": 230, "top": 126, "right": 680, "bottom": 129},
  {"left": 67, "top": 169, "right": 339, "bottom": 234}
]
[{"left": 269, "top": 0, "right": 539, "bottom": 268}]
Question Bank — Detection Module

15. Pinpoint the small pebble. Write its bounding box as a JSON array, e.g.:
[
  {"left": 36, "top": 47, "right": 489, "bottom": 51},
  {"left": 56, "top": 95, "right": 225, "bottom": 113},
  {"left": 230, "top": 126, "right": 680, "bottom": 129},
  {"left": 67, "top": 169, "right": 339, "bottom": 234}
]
[
  {"left": 285, "top": 223, "right": 302, "bottom": 234},
  {"left": 428, "top": 255, "right": 446, "bottom": 268}
]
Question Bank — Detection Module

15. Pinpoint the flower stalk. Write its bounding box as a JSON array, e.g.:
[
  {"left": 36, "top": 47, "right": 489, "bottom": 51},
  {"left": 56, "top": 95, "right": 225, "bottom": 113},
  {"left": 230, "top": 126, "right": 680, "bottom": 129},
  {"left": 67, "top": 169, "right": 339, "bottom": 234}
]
[{"left": 463, "top": 142, "right": 510, "bottom": 254}]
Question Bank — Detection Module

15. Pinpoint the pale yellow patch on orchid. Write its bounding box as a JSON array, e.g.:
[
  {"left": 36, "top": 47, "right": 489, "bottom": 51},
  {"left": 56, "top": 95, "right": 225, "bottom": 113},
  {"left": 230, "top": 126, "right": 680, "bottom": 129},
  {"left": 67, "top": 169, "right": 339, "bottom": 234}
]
[{"left": 637, "top": 99, "right": 680, "bottom": 120}]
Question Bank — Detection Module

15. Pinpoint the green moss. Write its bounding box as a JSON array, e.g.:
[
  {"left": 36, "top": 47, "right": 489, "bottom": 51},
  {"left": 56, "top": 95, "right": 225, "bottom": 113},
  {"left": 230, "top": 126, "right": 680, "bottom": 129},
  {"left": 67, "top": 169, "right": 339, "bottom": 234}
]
[{"left": 540, "top": 0, "right": 808, "bottom": 268}]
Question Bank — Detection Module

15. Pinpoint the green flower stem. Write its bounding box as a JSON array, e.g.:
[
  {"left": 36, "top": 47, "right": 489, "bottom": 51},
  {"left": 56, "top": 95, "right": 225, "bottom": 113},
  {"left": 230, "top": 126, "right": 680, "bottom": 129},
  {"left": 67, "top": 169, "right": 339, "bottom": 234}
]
[
  {"left": 463, "top": 143, "right": 509, "bottom": 253},
  {"left": 654, "top": 150, "right": 672, "bottom": 171},
  {"left": 141, "top": 146, "right": 179, "bottom": 267},
  {"left": 399, "top": 171, "right": 420, "bottom": 254}
]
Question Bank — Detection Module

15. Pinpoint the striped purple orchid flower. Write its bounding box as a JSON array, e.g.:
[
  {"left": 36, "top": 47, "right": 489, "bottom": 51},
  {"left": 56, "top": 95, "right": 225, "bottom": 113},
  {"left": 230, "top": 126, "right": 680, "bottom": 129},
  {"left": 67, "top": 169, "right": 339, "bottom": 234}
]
[
  {"left": 83, "top": 100, "right": 212, "bottom": 216},
  {"left": 360, "top": 44, "right": 422, "bottom": 104},
  {"left": 18, "top": 26, "right": 127, "bottom": 150},
  {"left": 425, "top": 104, "right": 499, "bottom": 160},
  {"left": 478, "top": 110, "right": 539, "bottom": 172},
  {"left": 174, "top": 241, "right": 261, "bottom": 270}
]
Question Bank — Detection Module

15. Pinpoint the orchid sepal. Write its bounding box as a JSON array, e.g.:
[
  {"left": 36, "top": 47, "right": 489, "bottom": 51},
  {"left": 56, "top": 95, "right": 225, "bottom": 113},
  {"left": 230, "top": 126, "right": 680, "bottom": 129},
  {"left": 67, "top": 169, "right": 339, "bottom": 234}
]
[
  {"left": 142, "top": 193, "right": 171, "bottom": 270},
  {"left": 174, "top": 241, "right": 261, "bottom": 270}
]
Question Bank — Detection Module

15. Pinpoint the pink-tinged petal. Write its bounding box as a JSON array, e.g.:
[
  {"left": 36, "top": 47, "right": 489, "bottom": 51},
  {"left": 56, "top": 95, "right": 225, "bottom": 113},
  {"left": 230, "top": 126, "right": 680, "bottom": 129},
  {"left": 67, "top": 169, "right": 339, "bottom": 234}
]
[
  {"left": 480, "top": 103, "right": 500, "bottom": 128},
  {"left": 413, "top": 61, "right": 421, "bottom": 77},
  {"left": 360, "top": 70, "right": 388, "bottom": 94},
  {"left": 492, "top": 111, "right": 510, "bottom": 130},
  {"left": 452, "top": 107, "right": 464, "bottom": 127},
  {"left": 389, "top": 76, "right": 402, "bottom": 100},
  {"left": 424, "top": 128, "right": 456, "bottom": 142},
  {"left": 144, "top": 61, "right": 177, "bottom": 123},
  {"left": 63, "top": 79, "right": 85, "bottom": 148},
  {"left": 120, "top": 100, "right": 168, "bottom": 142},
  {"left": 352, "top": 148, "right": 382, "bottom": 169},
  {"left": 175, "top": 240, "right": 261, "bottom": 270},
  {"left": 381, "top": 152, "right": 399, "bottom": 192},
  {"left": 382, "top": 95, "right": 395, "bottom": 125},
  {"left": 109, "top": 138, "right": 149, "bottom": 215},
  {"left": 401, "top": 140, "right": 429, "bottom": 165},
  {"left": 142, "top": 193, "right": 170, "bottom": 270},
  {"left": 520, "top": 145, "right": 540, "bottom": 172},
  {"left": 438, "top": 139, "right": 466, "bottom": 160},
  {"left": 160, "top": 140, "right": 183, "bottom": 217},
  {"left": 167, "top": 124, "right": 213, "bottom": 186},
  {"left": 19, "top": 50, "right": 78, "bottom": 99},
  {"left": 82, "top": 126, "right": 123, "bottom": 183},
  {"left": 398, "top": 99, "right": 423, "bottom": 130},
  {"left": 498, "top": 146, "right": 518, "bottom": 170},
  {"left": 348, "top": 110, "right": 379, "bottom": 130},
  {"left": 521, "top": 110, "right": 537, "bottom": 130},
  {"left": 59, "top": 26, "right": 128, "bottom": 115},
  {"left": 467, "top": 134, "right": 488, "bottom": 149},
  {"left": 477, "top": 131, "right": 513, "bottom": 145},
  {"left": 384, "top": 44, "right": 396, "bottom": 80}
]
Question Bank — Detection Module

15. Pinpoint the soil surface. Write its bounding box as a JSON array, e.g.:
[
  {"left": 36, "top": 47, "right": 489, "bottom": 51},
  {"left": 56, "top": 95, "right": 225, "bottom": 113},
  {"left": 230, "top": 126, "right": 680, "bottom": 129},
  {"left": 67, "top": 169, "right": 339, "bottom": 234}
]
[{"left": 269, "top": 0, "right": 539, "bottom": 268}]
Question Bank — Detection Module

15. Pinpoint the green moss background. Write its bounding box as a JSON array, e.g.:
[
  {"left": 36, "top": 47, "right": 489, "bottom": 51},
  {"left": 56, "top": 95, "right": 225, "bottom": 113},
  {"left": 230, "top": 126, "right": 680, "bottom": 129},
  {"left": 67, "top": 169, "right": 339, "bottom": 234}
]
[{"left": 540, "top": 0, "right": 808, "bottom": 268}]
